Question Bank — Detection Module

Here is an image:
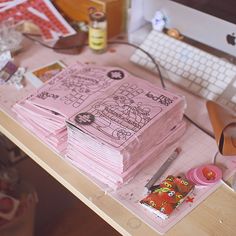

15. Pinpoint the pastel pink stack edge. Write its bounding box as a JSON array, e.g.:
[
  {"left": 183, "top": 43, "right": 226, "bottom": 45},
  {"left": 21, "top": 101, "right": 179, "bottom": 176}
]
[{"left": 12, "top": 62, "right": 187, "bottom": 189}]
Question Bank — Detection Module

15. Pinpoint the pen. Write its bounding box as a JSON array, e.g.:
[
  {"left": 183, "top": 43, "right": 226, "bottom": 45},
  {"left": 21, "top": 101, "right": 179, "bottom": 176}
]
[{"left": 145, "top": 147, "right": 181, "bottom": 192}]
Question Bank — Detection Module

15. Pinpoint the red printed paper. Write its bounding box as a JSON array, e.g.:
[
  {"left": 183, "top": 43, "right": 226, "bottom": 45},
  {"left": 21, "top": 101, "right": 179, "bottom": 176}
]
[
  {"left": 140, "top": 175, "right": 194, "bottom": 219},
  {"left": 0, "top": 0, "right": 75, "bottom": 41}
]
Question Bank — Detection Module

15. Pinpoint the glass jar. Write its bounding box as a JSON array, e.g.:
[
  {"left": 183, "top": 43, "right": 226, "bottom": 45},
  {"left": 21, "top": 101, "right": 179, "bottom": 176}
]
[{"left": 88, "top": 11, "right": 107, "bottom": 53}]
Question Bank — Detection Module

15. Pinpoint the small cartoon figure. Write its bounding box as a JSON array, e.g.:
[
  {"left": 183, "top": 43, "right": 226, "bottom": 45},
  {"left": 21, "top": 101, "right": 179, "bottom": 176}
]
[{"left": 202, "top": 167, "right": 216, "bottom": 180}]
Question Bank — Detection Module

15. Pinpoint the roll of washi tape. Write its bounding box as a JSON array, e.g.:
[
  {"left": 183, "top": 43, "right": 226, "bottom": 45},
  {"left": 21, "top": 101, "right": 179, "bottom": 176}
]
[
  {"left": 186, "top": 168, "right": 206, "bottom": 186},
  {"left": 195, "top": 164, "right": 222, "bottom": 185},
  {"left": 191, "top": 167, "right": 209, "bottom": 186},
  {"left": 186, "top": 168, "right": 196, "bottom": 184},
  {"left": 186, "top": 164, "right": 222, "bottom": 186}
]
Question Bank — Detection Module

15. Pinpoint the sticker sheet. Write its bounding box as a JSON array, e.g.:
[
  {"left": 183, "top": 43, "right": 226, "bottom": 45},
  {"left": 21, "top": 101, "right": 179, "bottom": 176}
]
[
  {"left": 0, "top": 0, "right": 76, "bottom": 41},
  {"left": 140, "top": 175, "right": 194, "bottom": 219}
]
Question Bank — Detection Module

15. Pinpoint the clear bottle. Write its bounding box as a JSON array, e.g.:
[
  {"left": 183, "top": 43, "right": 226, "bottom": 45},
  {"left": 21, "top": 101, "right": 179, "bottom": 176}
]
[{"left": 89, "top": 11, "right": 107, "bottom": 53}]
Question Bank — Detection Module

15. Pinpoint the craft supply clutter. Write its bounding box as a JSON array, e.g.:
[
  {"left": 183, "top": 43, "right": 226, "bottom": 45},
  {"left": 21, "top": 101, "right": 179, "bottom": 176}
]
[{"left": 0, "top": 1, "right": 235, "bottom": 235}]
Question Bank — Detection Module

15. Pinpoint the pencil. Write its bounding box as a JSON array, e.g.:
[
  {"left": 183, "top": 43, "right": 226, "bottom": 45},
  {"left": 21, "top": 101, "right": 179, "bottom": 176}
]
[{"left": 145, "top": 147, "right": 181, "bottom": 192}]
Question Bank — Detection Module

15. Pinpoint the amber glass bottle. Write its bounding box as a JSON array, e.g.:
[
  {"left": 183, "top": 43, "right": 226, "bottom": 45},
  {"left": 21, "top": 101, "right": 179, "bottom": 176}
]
[{"left": 89, "top": 11, "right": 107, "bottom": 53}]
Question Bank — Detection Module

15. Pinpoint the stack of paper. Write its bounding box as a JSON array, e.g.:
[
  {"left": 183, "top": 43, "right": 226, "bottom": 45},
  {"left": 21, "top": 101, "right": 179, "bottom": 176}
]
[
  {"left": 12, "top": 62, "right": 125, "bottom": 153},
  {"left": 67, "top": 122, "right": 186, "bottom": 189},
  {"left": 65, "top": 66, "right": 187, "bottom": 189},
  {"left": 13, "top": 63, "right": 186, "bottom": 188},
  {"left": 13, "top": 98, "right": 67, "bottom": 153}
]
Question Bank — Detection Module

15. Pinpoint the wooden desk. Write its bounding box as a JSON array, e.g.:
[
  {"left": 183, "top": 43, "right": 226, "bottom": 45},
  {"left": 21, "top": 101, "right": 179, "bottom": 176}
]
[{"left": 0, "top": 40, "right": 236, "bottom": 236}]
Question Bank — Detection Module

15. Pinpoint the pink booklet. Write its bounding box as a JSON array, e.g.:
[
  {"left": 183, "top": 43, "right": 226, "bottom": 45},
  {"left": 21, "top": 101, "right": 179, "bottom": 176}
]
[
  {"left": 27, "top": 63, "right": 131, "bottom": 118},
  {"left": 13, "top": 63, "right": 131, "bottom": 153},
  {"left": 13, "top": 63, "right": 185, "bottom": 157},
  {"left": 67, "top": 81, "right": 184, "bottom": 147},
  {"left": 66, "top": 69, "right": 186, "bottom": 171},
  {"left": 66, "top": 121, "right": 186, "bottom": 189}
]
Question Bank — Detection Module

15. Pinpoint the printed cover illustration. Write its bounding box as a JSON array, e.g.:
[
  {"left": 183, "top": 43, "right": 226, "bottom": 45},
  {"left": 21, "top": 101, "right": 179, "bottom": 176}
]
[
  {"left": 27, "top": 65, "right": 131, "bottom": 118},
  {"left": 67, "top": 75, "right": 185, "bottom": 149},
  {"left": 140, "top": 175, "right": 194, "bottom": 219}
]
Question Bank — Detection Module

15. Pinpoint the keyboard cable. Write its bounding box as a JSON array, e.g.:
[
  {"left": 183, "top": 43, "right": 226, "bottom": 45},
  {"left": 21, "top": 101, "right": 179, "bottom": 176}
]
[{"left": 23, "top": 33, "right": 214, "bottom": 139}]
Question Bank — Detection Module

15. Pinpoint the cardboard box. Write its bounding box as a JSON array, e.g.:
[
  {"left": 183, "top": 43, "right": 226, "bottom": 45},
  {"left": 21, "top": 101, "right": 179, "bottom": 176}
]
[{"left": 53, "top": 0, "right": 126, "bottom": 38}]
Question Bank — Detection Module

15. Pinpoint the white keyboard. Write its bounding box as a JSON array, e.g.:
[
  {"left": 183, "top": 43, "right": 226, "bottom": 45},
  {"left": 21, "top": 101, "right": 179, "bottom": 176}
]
[{"left": 130, "top": 30, "right": 236, "bottom": 111}]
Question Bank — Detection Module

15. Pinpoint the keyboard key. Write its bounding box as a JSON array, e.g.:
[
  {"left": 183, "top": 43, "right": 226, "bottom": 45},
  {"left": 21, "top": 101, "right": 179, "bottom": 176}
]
[
  {"left": 225, "top": 69, "right": 236, "bottom": 77},
  {"left": 189, "top": 74, "right": 196, "bottom": 81},
  {"left": 183, "top": 72, "right": 190, "bottom": 78},
  {"left": 176, "top": 68, "right": 184, "bottom": 75},
  {"left": 201, "top": 81, "right": 209, "bottom": 88},
  {"left": 171, "top": 66, "right": 179, "bottom": 73},
  {"left": 181, "top": 79, "right": 191, "bottom": 88},
  {"left": 172, "top": 59, "right": 178, "bottom": 66},
  {"left": 217, "top": 97, "right": 228, "bottom": 105},
  {"left": 189, "top": 83, "right": 201, "bottom": 92},
  {"left": 206, "top": 61, "right": 214, "bottom": 66},
  {"left": 159, "top": 61, "right": 166, "bottom": 67},
  {"left": 209, "top": 77, "right": 216, "bottom": 83},
  {"left": 186, "top": 59, "right": 194, "bottom": 65},
  {"left": 192, "top": 61, "right": 200, "bottom": 68},
  {"left": 218, "top": 73, "right": 225, "bottom": 80},
  {"left": 199, "top": 64, "right": 206, "bottom": 71},
  {"left": 202, "top": 73, "right": 210, "bottom": 81},
  {"left": 160, "top": 54, "right": 167, "bottom": 60},
  {"left": 205, "top": 67, "right": 212, "bottom": 74},
  {"left": 213, "top": 64, "right": 219, "bottom": 70},
  {"left": 165, "top": 63, "right": 172, "bottom": 70},
  {"left": 184, "top": 65, "right": 191, "bottom": 71},
  {"left": 195, "top": 78, "right": 203, "bottom": 84},
  {"left": 218, "top": 66, "right": 226, "bottom": 73},
  {"left": 215, "top": 80, "right": 228, "bottom": 89},
  {"left": 206, "top": 92, "right": 218, "bottom": 100},
  {"left": 224, "top": 76, "right": 233, "bottom": 83},
  {"left": 190, "top": 68, "right": 197, "bottom": 74},
  {"left": 175, "top": 53, "right": 181, "bottom": 60},
  {"left": 208, "top": 84, "right": 223, "bottom": 94},
  {"left": 196, "top": 71, "right": 203, "bottom": 77},
  {"left": 200, "top": 57, "right": 207, "bottom": 64},
  {"left": 181, "top": 48, "right": 190, "bottom": 56},
  {"left": 211, "top": 71, "right": 218, "bottom": 77},
  {"left": 199, "top": 88, "right": 209, "bottom": 97}
]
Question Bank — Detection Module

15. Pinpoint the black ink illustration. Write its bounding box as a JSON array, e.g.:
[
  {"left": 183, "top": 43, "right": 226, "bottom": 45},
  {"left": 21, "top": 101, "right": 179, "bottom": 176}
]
[
  {"left": 107, "top": 69, "right": 125, "bottom": 80},
  {"left": 75, "top": 112, "right": 95, "bottom": 125},
  {"left": 36, "top": 91, "right": 59, "bottom": 100},
  {"left": 78, "top": 83, "right": 162, "bottom": 147}
]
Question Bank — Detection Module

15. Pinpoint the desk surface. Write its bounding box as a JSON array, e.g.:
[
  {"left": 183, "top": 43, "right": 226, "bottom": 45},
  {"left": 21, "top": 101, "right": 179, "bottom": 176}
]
[{"left": 0, "top": 39, "right": 236, "bottom": 236}]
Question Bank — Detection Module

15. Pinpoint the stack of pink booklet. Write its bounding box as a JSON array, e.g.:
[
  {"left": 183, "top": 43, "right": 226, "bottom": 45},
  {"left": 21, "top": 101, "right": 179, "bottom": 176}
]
[
  {"left": 65, "top": 65, "right": 187, "bottom": 189},
  {"left": 12, "top": 63, "right": 186, "bottom": 188},
  {"left": 12, "top": 62, "right": 125, "bottom": 153},
  {"left": 13, "top": 96, "right": 67, "bottom": 153}
]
